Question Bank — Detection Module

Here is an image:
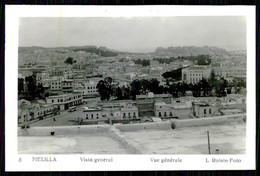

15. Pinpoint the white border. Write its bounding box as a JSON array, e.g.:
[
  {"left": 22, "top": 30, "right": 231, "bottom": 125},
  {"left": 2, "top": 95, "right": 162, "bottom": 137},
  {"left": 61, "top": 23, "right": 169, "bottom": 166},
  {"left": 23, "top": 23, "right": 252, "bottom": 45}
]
[{"left": 5, "top": 5, "right": 256, "bottom": 171}]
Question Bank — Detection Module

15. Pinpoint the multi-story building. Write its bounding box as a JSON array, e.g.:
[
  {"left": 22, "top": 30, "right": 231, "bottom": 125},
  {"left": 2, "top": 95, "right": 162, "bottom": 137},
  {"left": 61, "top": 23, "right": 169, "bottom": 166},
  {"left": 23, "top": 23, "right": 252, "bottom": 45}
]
[
  {"left": 46, "top": 93, "right": 82, "bottom": 110},
  {"left": 84, "top": 80, "right": 99, "bottom": 95},
  {"left": 50, "top": 77, "right": 62, "bottom": 94},
  {"left": 62, "top": 79, "right": 74, "bottom": 93},
  {"left": 182, "top": 66, "right": 211, "bottom": 84},
  {"left": 149, "top": 67, "right": 165, "bottom": 83},
  {"left": 136, "top": 92, "right": 172, "bottom": 117},
  {"left": 97, "top": 100, "right": 138, "bottom": 120},
  {"left": 74, "top": 79, "right": 101, "bottom": 96},
  {"left": 213, "top": 66, "right": 246, "bottom": 79}
]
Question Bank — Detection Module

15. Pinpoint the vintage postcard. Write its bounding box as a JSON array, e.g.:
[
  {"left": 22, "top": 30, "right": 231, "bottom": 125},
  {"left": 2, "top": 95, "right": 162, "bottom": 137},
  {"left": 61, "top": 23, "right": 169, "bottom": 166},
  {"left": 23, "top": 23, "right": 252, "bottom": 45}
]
[{"left": 5, "top": 5, "right": 255, "bottom": 171}]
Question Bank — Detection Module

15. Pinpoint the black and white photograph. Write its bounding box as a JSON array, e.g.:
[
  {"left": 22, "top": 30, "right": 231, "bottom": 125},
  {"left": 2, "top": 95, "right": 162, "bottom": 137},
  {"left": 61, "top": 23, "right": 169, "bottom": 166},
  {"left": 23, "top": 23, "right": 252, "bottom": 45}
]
[{"left": 5, "top": 5, "right": 256, "bottom": 171}]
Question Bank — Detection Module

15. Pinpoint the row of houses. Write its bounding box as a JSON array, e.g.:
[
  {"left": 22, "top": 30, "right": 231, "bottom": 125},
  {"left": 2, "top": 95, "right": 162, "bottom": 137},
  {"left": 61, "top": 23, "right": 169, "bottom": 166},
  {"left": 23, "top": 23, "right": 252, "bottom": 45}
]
[
  {"left": 83, "top": 100, "right": 139, "bottom": 120},
  {"left": 18, "top": 99, "right": 54, "bottom": 124},
  {"left": 82, "top": 92, "right": 246, "bottom": 121},
  {"left": 18, "top": 93, "right": 83, "bottom": 124},
  {"left": 182, "top": 65, "right": 246, "bottom": 84}
]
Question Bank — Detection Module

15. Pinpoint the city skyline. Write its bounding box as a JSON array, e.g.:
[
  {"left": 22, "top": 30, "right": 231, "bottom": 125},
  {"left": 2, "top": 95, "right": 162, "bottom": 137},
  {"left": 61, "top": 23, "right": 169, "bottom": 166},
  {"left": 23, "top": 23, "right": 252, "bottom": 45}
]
[{"left": 19, "top": 16, "right": 246, "bottom": 52}]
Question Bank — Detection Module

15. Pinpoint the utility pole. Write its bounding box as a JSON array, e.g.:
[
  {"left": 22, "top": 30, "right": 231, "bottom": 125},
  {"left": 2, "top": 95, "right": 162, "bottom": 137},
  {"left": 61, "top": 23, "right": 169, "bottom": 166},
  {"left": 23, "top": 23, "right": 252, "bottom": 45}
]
[{"left": 207, "top": 130, "right": 211, "bottom": 154}]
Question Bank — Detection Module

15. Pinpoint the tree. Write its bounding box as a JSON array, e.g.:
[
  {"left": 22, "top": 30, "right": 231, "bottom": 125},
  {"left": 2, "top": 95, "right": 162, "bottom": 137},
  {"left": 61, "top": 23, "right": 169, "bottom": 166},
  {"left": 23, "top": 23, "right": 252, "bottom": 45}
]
[
  {"left": 197, "top": 55, "right": 211, "bottom": 65},
  {"left": 162, "top": 68, "right": 182, "bottom": 81},
  {"left": 122, "top": 86, "right": 131, "bottom": 99},
  {"left": 133, "top": 59, "right": 150, "bottom": 67},
  {"left": 44, "top": 92, "right": 50, "bottom": 98},
  {"left": 130, "top": 80, "right": 142, "bottom": 100},
  {"left": 180, "top": 82, "right": 188, "bottom": 96},
  {"left": 233, "top": 77, "right": 246, "bottom": 94},
  {"left": 96, "top": 77, "right": 113, "bottom": 101},
  {"left": 115, "top": 86, "right": 123, "bottom": 100},
  {"left": 64, "top": 57, "right": 74, "bottom": 65},
  {"left": 199, "top": 78, "right": 210, "bottom": 97},
  {"left": 215, "top": 77, "right": 228, "bottom": 97},
  {"left": 18, "top": 78, "right": 24, "bottom": 95},
  {"left": 25, "top": 75, "right": 37, "bottom": 100},
  {"left": 208, "top": 69, "right": 216, "bottom": 95},
  {"left": 168, "top": 83, "right": 179, "bottom": 97},
  {"left": 191, "top": 83, "right": 202, "bottom": 97},
  {"left": 148, "top": 79, "right": 160, "bottom": 94},
  {"left": 35, "top": 83, "right": 44, "bottom": 99}
]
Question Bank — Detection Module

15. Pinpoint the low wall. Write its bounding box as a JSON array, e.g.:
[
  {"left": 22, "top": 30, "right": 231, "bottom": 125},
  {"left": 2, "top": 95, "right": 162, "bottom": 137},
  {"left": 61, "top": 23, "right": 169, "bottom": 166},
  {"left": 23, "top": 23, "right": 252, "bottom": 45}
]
[
  {"left": 170, "top": 114, "right": 246, "bottom": 129},
  {"left": 114, "top": 121, "right": 172, "bottom": 132},
  {"left": 18, "top": 125, "right": 110, "bottom": 136},
  {"left": 108, "top": 126, "right": 147, "bottom": 154}
]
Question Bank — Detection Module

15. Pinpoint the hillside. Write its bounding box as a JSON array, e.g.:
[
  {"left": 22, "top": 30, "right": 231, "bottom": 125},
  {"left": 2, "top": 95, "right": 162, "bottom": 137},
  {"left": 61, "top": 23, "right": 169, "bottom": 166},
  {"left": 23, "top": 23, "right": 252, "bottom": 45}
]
[{"left": 153, "top": 46, "right": 228, "bottom": 57}]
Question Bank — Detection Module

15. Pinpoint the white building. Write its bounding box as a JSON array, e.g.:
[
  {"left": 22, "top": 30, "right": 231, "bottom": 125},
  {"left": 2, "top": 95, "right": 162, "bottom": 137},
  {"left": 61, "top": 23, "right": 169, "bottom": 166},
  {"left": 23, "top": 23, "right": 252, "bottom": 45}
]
[
  {"left": 213, "top": 66, "right": 246, "bottom": 79},
  {"left": 46, "top": 93, "right": 82, "bottom": 110},
  {"left": 32, "top": 104, "right": 54, "bottom": 120},
  {"left": 192, "top": 101, "right": 217, "bottom": 118},
  {"left": 154, "top": 102, "right": 173, "bottom": 118},
  {"left": 182, "top": 66, "right": 211, "bottom": 84},
  {"left": 50, "top": 77, "right": 62, "bottom": 92},
  {"left": 84, "top": 107, "right": 102, "bottom": 120},
  {"left": 84, "top": 80, "right": 99, "bottom": 95},
  {"left": 149, "top": 67, "right": 165, "bottom": 83},
  {"left": 121, "top": 104, "right": 139, "bottom": 119}
]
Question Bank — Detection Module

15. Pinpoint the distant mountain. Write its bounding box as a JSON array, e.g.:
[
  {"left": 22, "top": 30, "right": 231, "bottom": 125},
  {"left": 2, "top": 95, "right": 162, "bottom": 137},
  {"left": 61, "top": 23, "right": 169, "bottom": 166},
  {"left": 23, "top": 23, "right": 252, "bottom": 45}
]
[
  {"left": 18, "top": 46, "right": 46, "bottom": 52},
  {"left": 18, "top": 45, "right": 121, "bottom": 57},
  {"left": 153, "top": 46, "right": 229, "bottom": 57}
]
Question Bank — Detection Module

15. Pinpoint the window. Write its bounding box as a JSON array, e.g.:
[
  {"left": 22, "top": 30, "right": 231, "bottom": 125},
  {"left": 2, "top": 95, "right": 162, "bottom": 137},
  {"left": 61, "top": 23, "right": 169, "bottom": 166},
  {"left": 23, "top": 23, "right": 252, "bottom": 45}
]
[
  {"left": 164, "top": 112, "right": 167, "bottom": 117},
  {"left": 204, "top": 109, "right": 206, "bottom": 114},
  {"left": 128, "top": 113, "right": 131, "bottom": 117},
  {"left": 209, "top": 109, "right": 212, "bottom": 114},
  {"left": 133, "top": 112, "right": 136, "bottom": 117},
  {"left": 159, "top": 112, "right": 162, "bottom": 117},
  {"left": 123, "top": 113, "right": 126, "bottom": 117},
  {"left": 52, "top": 100, "right": 54, "bottom": 103}
]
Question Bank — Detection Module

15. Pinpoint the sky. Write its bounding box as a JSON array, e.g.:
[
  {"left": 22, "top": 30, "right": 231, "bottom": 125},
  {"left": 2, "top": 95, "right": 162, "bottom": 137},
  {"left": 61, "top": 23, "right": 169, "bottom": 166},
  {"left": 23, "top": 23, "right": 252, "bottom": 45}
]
[{"left": 19, "top": 17, "right": 247, "bottom": 52}]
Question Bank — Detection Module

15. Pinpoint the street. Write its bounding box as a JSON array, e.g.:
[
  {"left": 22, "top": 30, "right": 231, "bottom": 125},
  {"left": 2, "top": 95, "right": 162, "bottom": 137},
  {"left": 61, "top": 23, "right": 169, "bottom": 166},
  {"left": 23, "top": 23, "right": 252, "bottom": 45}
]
[{"left": 30, "top": 104, "right": 87, "bottom": 127}]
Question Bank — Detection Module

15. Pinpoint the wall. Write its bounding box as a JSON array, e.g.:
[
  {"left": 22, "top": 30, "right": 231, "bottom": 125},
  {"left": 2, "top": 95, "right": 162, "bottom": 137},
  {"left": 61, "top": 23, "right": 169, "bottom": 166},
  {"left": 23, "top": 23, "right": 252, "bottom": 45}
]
[
  {"left": 114, "top": 121, "right": 172, "bottom": 132},
  {"left": 18, "top": 125, "right": 110, "bottom": 136},
  {"left": 171, "top": 114, "right": 246, "bottom": 128}
]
